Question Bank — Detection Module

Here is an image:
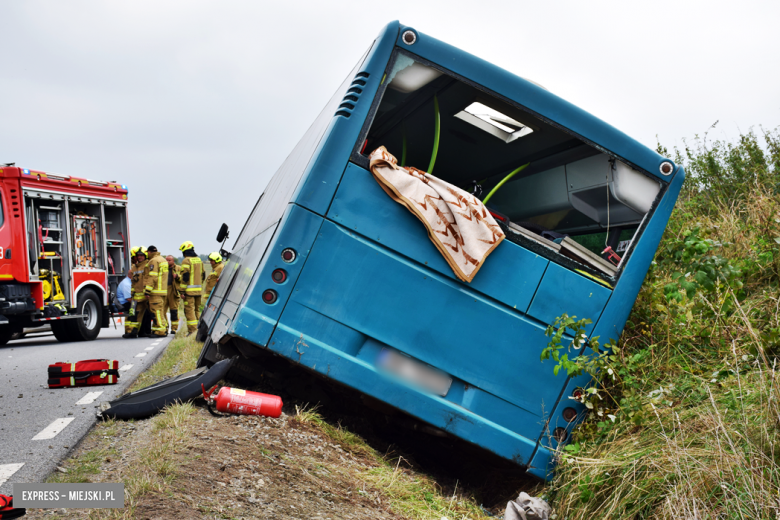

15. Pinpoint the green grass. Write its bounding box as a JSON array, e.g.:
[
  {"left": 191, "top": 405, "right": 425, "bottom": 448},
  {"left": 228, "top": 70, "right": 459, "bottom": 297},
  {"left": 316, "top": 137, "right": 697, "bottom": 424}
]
[
  {"left": 128, "top": 329, "right": 201, "bottom": 393},
  {"left": 293, "top": 405, "right": 491, "bottom": 520},
  {"left": 543, "top": 128, "right": 780, "bottom": 519}
]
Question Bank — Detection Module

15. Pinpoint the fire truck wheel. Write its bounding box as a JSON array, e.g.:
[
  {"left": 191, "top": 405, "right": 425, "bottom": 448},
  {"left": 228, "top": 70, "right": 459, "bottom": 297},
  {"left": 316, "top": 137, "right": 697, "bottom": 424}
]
[
  {"left": 69, "top": 289, "right": 102, "bottom": 341},
  {"left": 51, "top": 321, "right": 73, "bottom": 343},
  {"left": 0, "top": 327, "right": 15, "bottom": 346}
]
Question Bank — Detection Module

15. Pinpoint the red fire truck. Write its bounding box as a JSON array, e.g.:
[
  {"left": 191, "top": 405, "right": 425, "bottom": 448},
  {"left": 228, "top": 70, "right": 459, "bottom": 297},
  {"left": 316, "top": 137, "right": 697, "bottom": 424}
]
[{"left": 0, "top": 164, "right": 131, "bottom": 345}]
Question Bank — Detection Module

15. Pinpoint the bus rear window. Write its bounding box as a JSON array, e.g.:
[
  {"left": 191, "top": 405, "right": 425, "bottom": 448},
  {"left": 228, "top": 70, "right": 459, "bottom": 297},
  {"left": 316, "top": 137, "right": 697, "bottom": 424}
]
[{"left": 357, "top": 51, "right": 664, "bottom": 279}]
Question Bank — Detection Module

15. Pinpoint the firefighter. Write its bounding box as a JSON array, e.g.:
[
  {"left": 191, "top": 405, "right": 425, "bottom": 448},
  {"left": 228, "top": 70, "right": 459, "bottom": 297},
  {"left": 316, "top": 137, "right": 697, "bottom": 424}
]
[
  {"left": 178, "top": 241, "right": 205, "bottom": 334},
  {"left": 143, "top": 245, "right": 169, "bottom": 337},
  {"left": 123, "top": 246, "right": 148, "bottom": 338},
  {"left": 203, "top": 252, "right": 224, "bottom": 300},
  {"left": 164, "top": 255, "right": 181, "bottom": 334}
]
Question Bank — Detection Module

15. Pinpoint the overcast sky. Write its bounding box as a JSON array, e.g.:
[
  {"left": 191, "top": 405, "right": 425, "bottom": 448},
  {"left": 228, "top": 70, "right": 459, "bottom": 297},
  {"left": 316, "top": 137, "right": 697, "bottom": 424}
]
[{"left": 1, "top": 0, "right": 778, "bottom": 255}]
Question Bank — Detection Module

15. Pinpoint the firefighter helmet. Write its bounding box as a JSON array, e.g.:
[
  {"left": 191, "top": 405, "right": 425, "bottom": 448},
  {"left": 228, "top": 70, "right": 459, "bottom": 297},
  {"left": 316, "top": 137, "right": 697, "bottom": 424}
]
[
  {"left": 208, "top": 252, "right": 222, "bottom": 263},
  {"left": 179, "top": 241, "right": 194, "bottom": 252}
]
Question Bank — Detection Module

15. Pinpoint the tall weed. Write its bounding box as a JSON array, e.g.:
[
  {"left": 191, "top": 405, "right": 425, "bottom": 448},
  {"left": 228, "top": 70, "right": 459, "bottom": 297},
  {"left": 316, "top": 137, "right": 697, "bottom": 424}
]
[{"left": 546, "top": 128, "right": 780, "bottom": 519}]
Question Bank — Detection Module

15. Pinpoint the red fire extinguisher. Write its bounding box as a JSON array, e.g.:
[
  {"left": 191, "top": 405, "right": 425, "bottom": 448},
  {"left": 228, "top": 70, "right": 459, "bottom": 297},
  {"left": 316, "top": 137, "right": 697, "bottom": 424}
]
[{"left": 201, "top": 384, "right": 283, "bottom": 418}]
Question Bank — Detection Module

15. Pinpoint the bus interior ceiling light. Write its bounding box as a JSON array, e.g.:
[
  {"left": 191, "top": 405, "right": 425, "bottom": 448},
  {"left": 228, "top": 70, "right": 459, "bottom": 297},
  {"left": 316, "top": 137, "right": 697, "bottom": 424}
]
[
  {"left": 387, "top": 59, "right": 442, "bottom": 94},
  {"left": 454, "top": 102, "right": 534, "bottom": 143}
]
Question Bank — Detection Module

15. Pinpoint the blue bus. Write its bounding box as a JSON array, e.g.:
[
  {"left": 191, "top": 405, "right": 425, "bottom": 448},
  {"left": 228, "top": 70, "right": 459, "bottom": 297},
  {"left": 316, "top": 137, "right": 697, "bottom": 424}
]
[{"left": 197, "top": 21, "right": 684, "bottom": 479}]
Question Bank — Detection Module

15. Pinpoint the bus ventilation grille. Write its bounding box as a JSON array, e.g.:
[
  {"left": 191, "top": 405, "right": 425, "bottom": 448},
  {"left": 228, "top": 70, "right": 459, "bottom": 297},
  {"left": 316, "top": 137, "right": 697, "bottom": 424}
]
[{"left": 335, "top": 72, "right": 370, "bottom": 119}]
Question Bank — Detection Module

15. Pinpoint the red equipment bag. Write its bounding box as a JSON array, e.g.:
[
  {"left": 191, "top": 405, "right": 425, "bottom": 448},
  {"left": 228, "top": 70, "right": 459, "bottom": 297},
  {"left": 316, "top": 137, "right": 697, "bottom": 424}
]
[
  {"left": 0, "top": 494, "right": 26, "bottom": 519},
  {"left": 47, "top": 359, "right": 120, "bottom": 388}
]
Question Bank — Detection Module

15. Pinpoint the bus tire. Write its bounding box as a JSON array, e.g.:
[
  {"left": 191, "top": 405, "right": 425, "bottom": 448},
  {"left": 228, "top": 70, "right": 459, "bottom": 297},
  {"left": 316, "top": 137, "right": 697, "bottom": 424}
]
[{"left": 68, "top": 289, "right": 102, "bottom": 341}]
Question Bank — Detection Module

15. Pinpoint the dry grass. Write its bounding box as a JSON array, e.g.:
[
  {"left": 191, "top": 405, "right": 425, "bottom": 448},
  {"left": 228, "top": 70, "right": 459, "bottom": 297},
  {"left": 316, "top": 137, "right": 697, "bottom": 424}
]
[
  {"left": 544, "top": 130, "right": 780, "bottom": 519},
  {"left": 293, "top": 405, "right": 491, "bottom": 520},
  {"left": 35, "top": 334, "right": 495, "bottom": 519}
]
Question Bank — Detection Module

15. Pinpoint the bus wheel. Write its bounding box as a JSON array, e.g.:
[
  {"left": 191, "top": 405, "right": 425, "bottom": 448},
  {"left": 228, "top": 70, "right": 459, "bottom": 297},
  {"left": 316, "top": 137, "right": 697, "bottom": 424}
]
[{"left": 68, "top": 289, "right": 102, "bottom": 341}]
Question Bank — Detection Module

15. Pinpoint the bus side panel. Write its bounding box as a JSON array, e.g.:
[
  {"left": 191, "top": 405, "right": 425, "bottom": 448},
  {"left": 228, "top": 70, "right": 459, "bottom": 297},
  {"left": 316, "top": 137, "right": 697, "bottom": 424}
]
[
  {"left": 274, "top": 299, "right": 553, "bottom": 443},
  {"left": 227, "top": 204, "right": 325, "bottom": 347},
  {"left": 525, "top": 262, "right": 611, "bottom": 335},
  {"left": 202, "top": 28, "right": 395, "bottom": 341},
  {"left": 210, "top": 222, "right": 279, "bottom": 345},
  {"left": 292, "top": 23, "right": 398, "bottom": 216},
  {"left": 290, "top": 219, "right": 567, "bottom": 416},
  {"left": 269, "top": 300, "right": 541, "bottom": 464},
  {"left": 527, "top": 167, "right": 686, "bottom": 479},
  {"left": 328, "top": 163, "right": 549, "bottom": 312}
]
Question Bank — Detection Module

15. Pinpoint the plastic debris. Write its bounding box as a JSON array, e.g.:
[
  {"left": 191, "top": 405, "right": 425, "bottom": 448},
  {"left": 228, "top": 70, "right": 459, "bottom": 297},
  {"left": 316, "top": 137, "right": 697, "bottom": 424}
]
[{"left": 504, "top": 492, "right": 550, "bottom": 520}]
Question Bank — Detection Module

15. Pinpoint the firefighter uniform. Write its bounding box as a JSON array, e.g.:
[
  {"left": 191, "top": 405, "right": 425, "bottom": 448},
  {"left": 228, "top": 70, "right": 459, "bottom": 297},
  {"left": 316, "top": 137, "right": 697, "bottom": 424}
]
[
  {"left": 203, "top": 252, "right": 224, "bottom": 300},
  {"left": 124, "top": 247, "right": 148, "bottom": 337},
  {"left": 144, "top": 248, "right": 169, "bottom": 337},
  {"left": 178, "top": 241, "right": 205, "bottom": 334},
  {"left": 164, "top": 261, "right": 181, "bottom": 334}
]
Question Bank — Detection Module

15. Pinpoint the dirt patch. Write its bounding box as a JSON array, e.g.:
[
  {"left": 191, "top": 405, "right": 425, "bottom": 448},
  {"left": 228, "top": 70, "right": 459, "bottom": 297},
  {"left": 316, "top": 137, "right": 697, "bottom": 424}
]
[
  {"left": 25, "top": 334, "right": 536, "bottom": 519},
  {"left": 27, "top": 406, "right": 406, "bottom": 519},
  {"left": 134, "top": 412, "right": 404, "bottom": 519}
]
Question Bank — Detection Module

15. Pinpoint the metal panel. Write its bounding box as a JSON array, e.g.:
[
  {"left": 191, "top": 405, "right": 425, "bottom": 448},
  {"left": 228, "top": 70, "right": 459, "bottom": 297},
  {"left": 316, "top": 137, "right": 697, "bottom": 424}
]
[
  {"left": 526, "top": 262, "right": 611, "bottom": 334},
  {"left": 328, "top": 162, "right": 549, "bottom": 312},
  {"left": 269, "top": 303, "right": 540, "bottom": 465},
  {"left": 207, "top": 222, "right": 278, "bottom": 343},
  {"left": 228, "top": 204, "right": 324, "bottom": 347},
  {"left": 289, "top": 220, "right": 568, "bottom": 415},
  {"left": 292, "top": 23, "right": 398, "bottom": 215}
]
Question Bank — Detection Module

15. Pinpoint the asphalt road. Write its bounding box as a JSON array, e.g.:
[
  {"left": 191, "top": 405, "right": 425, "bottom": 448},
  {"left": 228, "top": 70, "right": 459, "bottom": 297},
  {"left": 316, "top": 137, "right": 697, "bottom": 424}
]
[{"left": 0, "top": 320, "right": 173, "bottom": 494}]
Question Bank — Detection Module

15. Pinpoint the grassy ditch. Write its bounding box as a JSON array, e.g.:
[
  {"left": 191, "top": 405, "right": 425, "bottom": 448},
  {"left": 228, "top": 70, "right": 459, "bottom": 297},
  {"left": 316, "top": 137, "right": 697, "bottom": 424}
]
[
  {"left": 543, "top": 128, "right": 780, "bottom": 519},
  {"left": 37, "top": 331, "right": 495, "bottom": 519}
]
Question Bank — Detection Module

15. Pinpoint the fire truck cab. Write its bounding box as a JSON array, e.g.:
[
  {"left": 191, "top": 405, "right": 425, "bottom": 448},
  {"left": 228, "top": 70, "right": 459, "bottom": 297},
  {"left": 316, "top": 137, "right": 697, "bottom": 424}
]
[{"left": 0, "top": 164, "right": 130, "bottom": 345}]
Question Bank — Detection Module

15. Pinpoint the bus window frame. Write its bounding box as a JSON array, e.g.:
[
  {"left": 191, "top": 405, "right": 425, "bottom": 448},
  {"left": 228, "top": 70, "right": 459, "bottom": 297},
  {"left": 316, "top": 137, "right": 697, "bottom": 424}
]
[{"left": 348, "top": 47, "right": 669, "bottom": 283}]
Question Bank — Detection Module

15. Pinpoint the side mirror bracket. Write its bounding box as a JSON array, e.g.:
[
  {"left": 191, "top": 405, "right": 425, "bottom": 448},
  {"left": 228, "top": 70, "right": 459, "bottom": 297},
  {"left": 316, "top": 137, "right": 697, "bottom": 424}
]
[{"left": 216, "top": 223, "right": 230, "bottom": 260}]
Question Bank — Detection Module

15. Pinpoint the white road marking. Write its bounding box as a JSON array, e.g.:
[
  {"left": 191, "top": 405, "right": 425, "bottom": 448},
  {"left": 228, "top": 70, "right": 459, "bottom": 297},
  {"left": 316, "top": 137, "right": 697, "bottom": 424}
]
[
  {"left": 119, "top": 364, "right": 134, "bottom": 372},
  {"left": 145, "top": 347, "right": 154, "bottom": 351},
  {"left": 0, "top": 463, "right": 25, "bottom": 486},
  {"left": 32, "top": 418, "right": 74, "bottom": 440},
  {"left": 135, "top": 352, "right": 147, "bottom": 358},
  {"left": 75, "top": 391, "right": 103, "bottom": 405},
  {"left": 151, "top": 341, "right": 161, "bottom": 346}
]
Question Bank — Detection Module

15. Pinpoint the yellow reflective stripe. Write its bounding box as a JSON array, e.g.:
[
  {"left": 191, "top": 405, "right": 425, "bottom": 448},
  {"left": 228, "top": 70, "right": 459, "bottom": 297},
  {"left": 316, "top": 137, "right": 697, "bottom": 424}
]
[
  {"left": 186, "top": 320, "right": 198, "bottom": 325},
  {"left": 133, "top": 294, "right": 146, "bottom": 301},
  {"left": 70, "top": 377, "right": 75, "bottom": 386},
  {"left": 151, "top": 290, "right": 167, "bottom": 295},
  {"left": 157, "top": 262, "right": 167, "bottom": 291}
]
